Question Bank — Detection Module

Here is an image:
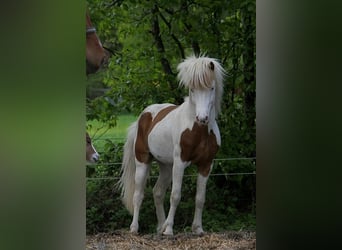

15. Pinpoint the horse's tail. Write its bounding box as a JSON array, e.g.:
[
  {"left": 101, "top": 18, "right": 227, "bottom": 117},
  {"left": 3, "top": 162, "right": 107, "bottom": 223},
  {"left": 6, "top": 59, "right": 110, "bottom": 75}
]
[{"left": 119, "top": 121, "right": 138, "bottom": 215}]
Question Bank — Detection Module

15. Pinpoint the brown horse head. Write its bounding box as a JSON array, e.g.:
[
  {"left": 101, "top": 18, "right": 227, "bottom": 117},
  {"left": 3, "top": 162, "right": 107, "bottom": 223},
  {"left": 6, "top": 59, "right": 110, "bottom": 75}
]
[
  {"left": 86, "top": 132, "right": 100, "bottom": 163},
  {"left": 86, "top": 12, "right": 109, "bottom": 75}
]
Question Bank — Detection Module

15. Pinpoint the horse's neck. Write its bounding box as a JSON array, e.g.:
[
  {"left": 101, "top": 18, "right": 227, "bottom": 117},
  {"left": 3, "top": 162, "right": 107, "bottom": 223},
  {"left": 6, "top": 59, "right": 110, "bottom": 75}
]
[{"left": 86, "top": 13, "right": 93, "bottom": 28}]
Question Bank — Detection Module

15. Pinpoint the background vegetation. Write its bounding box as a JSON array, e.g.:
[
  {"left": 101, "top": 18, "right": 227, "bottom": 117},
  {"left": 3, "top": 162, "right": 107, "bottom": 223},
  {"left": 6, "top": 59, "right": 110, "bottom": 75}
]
[{"left": 86, "top": 0, "right": 255, "bottom": 234}]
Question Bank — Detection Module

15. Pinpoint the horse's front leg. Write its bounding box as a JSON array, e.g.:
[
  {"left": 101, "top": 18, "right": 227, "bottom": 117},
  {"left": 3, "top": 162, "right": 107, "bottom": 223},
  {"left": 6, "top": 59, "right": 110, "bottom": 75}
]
[
  {"left": 162, "top": 158, "right": 189, "bottom": 236},
  {"left": 192, "top": 163, "right": 213, "bottom": 235}
]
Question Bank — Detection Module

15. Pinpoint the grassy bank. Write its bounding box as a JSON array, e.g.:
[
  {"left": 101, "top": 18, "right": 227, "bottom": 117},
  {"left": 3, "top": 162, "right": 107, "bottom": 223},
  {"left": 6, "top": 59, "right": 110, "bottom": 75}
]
[{"left": 87, "top": 113, "right": 137, "bottom": 152}]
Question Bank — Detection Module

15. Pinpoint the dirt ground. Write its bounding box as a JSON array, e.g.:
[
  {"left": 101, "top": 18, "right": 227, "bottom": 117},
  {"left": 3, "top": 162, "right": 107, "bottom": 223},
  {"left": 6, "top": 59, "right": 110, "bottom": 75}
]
[{"left": 86, "top": 230, "right": 256, "bottom": 250}]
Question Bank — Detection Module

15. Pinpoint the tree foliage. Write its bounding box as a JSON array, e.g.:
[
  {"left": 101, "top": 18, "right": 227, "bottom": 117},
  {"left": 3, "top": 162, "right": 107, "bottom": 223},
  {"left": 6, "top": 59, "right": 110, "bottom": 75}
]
[{"left": 86, "top": 0, "right": 255, "bottom": 234}]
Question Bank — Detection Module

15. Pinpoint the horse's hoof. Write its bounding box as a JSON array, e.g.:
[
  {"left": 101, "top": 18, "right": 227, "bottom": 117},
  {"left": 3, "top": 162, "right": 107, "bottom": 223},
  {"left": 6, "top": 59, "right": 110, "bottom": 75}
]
[
  {"left": 162, "top": 228, "right": 174, "bottom": 236},
  {"left": 130, "top": 225, "right": 139, "bottom": 234},
  {"left": 192, "top": 226, "right": 205, "bottom": 236},
  {"left": 196, "top": 231, "right": 205, "bottom": 237},
  {"left": 156, "top": 225, "right": 164, "bottom": 235}
]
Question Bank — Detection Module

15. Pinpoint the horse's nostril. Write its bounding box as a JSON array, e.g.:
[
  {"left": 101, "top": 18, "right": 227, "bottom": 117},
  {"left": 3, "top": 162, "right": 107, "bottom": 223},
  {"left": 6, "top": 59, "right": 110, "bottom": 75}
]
[
  {"left": 196, "top": 116, "right": 209, "bottom": 125},
  {"left": 92, "top": 154, "right": 99, "bottom": 162}
]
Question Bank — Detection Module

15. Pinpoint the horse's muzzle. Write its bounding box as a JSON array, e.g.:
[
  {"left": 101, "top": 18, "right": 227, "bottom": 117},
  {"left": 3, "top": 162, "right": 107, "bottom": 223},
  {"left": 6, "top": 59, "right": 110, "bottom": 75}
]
[{"left": 196, "top": 115, "right": 209, "bottom": 125}]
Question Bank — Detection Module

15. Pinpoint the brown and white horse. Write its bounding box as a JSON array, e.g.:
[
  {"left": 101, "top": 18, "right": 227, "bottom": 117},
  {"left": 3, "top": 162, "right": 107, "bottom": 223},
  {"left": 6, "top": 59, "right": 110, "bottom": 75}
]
[
  {"left": 119, "top": 56, "right": 225, "bottom": 235},
  {"left": 86, "top": 12, "right": 109, "bottom": 75},
  {"left": 86, "top": 132, "right": 99, "bottom": 163}
]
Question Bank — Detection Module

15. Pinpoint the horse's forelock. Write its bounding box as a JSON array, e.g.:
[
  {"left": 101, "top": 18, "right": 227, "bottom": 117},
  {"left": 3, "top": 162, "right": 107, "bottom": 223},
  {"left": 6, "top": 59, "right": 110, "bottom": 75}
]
[
  {"left": 177, "top": 55, "right": 225, "bottom": 116},
  {"left": 178, "top": 56, "right": 223, "bottom": 88}
]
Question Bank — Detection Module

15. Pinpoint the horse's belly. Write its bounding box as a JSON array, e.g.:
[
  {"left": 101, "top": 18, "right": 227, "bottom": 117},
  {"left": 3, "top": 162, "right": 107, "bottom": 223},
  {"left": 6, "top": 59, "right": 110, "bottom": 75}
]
[{"left": 148, "top": 129, "right": 174, "bottom": 164}]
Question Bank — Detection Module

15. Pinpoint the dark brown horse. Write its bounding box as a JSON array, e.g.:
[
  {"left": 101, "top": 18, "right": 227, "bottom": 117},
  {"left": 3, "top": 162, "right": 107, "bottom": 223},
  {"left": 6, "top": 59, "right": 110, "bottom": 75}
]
[{"left": 86, "top": 12, "right": 110, "bottom": 75}]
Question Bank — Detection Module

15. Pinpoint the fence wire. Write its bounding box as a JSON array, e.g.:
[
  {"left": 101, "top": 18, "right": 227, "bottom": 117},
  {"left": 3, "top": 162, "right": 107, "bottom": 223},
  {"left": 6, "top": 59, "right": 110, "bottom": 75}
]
[
  {"left": 87, "top": 157, "right": 256, "bottom": 166},
  {"left": 86, "top": 157, "right": 256, "bottom": 181}
]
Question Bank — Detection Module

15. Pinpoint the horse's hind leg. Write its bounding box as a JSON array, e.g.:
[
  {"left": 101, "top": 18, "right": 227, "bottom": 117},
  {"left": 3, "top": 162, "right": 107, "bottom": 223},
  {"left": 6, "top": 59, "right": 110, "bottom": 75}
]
[
  {"left": 130, "top": 161, "right": 150, "bottom": 233},
  {"left": 153, "top": 163, "right": 172, "bottom": 234},
  {"left": 192, "top": 163, "right": 213, "bottom": 235}
]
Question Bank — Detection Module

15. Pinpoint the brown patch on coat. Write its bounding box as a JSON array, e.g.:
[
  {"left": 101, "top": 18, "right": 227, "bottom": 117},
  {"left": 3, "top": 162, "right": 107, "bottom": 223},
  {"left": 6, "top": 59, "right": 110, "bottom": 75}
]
[
  {"left": 180, "top": 123, "right": 219, "bottom": 177},
  {"left": 150, "top": 105, "right": 178, "bottom": 131},
  {"left": 135, "top": 105, "right": 178, "bottom": 163},
  {"left": 135, "top": 112, "right": 153, "bottom": 163}
]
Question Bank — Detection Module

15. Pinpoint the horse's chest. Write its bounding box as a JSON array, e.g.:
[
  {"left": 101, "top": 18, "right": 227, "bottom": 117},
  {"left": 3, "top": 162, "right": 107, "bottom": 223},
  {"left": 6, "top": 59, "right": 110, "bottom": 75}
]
[{"left": 180, "top": 123, "right": 219, "bottom": 176}]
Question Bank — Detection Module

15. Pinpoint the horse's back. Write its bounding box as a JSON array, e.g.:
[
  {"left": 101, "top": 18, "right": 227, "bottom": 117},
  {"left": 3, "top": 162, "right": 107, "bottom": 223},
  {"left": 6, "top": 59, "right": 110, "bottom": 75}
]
[{"left": 142, "top": 103, "right": 175, "bottom": 117}]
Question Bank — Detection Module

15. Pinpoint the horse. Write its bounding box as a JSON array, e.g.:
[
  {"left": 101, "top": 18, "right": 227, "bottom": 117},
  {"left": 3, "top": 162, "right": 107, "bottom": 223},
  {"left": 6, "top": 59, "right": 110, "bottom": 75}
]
[
  {"left": 86, "top": 132, "right": 100, "bottom": 163},
  {"left": 86, "top": 11, "right": 106, "bottom": 162},
  {"left": 119, "top": 55, "right": 225, "bottom": 235},
  {"left": 86, "top": 11, "right": 110, "bottom": 75}
]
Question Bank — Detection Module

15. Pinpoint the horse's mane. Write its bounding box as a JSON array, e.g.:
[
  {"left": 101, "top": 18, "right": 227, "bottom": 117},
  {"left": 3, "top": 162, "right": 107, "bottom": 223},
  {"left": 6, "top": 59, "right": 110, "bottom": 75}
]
[{"left": 177, "top": 55, "right": 225, "bottom": 116}]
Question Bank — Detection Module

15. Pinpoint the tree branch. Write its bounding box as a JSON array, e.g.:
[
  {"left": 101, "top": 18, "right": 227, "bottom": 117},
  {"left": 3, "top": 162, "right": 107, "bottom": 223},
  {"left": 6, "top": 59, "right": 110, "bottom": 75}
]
[
  {"left": 158, "top": 10, "right": 185, "bottom": 59},
  {"left": 151, "top": 5, "right": 175, "bottom": 78},
  {"left": 179, "top": 1, "right": 200, "bottom": 56}
]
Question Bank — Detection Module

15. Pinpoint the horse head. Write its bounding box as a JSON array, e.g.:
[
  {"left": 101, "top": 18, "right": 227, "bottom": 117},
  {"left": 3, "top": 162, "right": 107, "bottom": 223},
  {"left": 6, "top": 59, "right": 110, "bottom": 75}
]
[
  {"left": 177, "top": 56, "right": 225, "bottom": 125},
  {"left": 86, "top": 12, "right": 110, "bottom": 75},
  {"left": 86, "top": 132, "right": 99, "bottom": 163}
]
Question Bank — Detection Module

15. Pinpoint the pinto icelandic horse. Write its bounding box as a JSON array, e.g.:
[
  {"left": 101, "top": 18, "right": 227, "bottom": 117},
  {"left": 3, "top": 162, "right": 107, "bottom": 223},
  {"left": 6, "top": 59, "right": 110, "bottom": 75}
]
[
  {"left": 119, "top": 56, "right": 225, "bottom": 235},
  {"left": 86, "top": 12, "right": 109, "bottom": 75},
  {"left": 86, "top": 132, "right": 100, "bottom": 163}
]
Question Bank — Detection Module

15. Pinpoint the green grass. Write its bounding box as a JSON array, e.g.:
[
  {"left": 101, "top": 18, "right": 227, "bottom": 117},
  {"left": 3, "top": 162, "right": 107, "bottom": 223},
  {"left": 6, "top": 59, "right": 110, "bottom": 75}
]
[{"left": 87, "top": 113, "right": 137, "bottom": 152}]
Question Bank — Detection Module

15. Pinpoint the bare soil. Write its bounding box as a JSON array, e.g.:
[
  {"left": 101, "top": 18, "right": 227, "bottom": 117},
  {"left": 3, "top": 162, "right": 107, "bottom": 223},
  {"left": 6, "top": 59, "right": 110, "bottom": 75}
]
[{"left": 86, "top": 230, "right": 256, "bottom": 250}]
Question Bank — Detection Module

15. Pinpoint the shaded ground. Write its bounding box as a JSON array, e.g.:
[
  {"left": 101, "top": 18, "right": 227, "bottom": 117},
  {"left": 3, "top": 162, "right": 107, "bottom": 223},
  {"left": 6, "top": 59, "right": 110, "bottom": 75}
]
[{"left": 86, "top": 230, "right": 256, "bottom": 250}]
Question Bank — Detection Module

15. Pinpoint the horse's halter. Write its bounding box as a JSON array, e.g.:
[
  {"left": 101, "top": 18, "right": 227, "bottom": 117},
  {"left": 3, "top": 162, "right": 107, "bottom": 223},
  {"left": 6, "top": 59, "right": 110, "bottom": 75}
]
[
  {"left": 86, "top": 27, "right": 97, "bottom": 34},
  {"left": 86, "top": 26, "right": 114, "bottom": 57}
]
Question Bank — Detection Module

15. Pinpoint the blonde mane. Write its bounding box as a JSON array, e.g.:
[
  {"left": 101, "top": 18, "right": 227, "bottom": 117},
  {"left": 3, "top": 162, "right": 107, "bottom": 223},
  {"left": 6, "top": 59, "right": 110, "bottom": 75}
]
[{"left": 177, "top": 55, "right": 225, "bottom": 116}]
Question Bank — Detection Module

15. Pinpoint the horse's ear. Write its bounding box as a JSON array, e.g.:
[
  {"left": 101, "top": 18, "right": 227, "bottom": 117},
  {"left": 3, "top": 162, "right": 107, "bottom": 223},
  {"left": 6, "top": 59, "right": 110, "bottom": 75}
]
[{"left": 209, "top": 61, "right": 214, "bottom": 71}]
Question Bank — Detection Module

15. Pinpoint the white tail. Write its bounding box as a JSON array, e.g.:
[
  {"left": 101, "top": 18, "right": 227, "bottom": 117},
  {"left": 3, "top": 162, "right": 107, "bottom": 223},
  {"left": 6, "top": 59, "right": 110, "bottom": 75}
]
[{"left": 119, "top": 121, "right": 138, "bottom": 214}]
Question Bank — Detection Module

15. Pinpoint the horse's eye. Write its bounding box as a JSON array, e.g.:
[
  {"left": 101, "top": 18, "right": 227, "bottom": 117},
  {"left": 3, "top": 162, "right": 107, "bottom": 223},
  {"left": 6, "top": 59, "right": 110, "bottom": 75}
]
[
  {"left": 190, "top": 89, "right": 194, "bottom": 93},
  {"left": 211, "top": 87, "right": 214, "bottom": 91}
]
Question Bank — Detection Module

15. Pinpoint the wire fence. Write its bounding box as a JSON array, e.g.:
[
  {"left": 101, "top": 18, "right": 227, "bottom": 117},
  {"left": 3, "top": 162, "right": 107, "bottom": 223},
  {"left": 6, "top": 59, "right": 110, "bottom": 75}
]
[
  {"left": 86, "top": 157, "right": 257, "bottom": 233},
  {"left": 86, "top": 157, "right": 256, "bottom": 181}
]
